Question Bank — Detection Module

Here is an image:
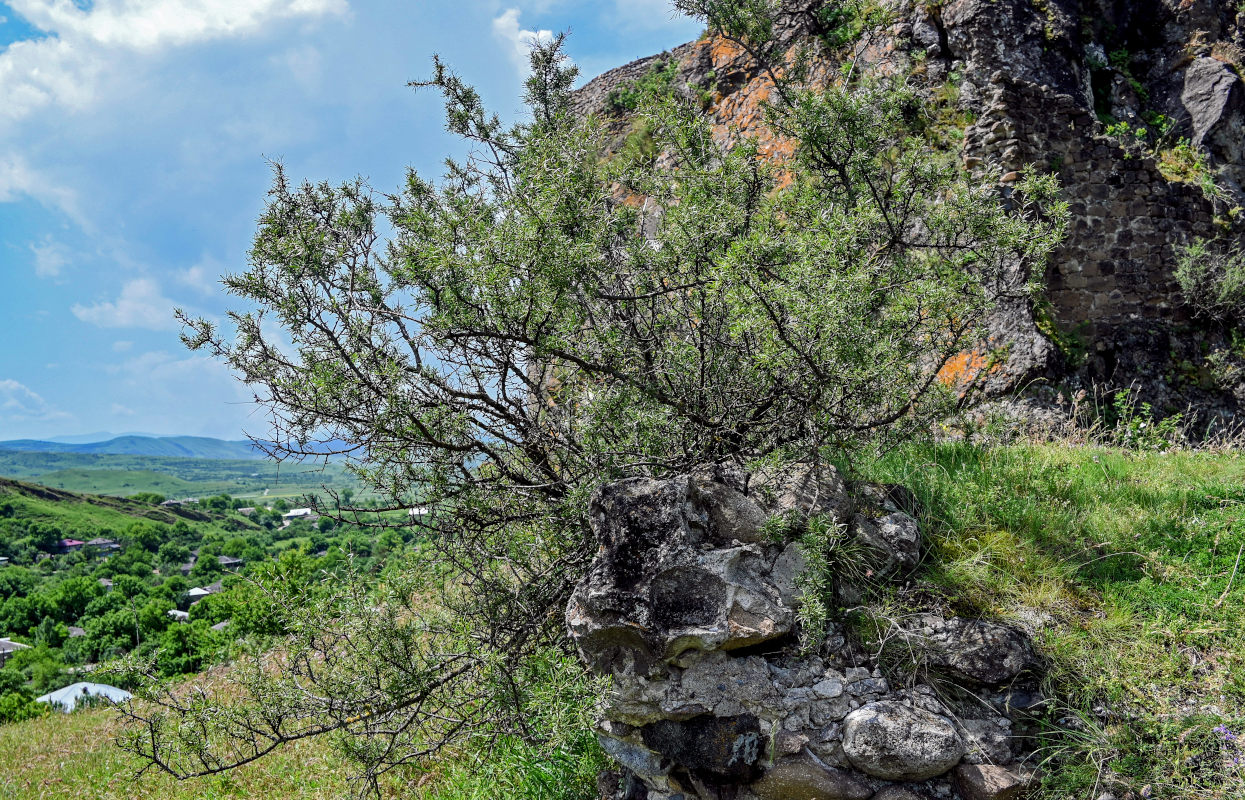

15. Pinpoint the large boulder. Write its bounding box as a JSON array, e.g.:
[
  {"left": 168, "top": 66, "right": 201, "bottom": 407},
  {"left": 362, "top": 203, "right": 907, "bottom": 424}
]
[
  {"left": 750, "top": 462, "right": 855, "bottom": 524},
  {"left": 748, "top": 755, "right": 872, "bottom": 800},
  {"left": 566, "top": 474, "right": 801, "bottom": 673},
  {"left": 841, "top": 701, "right": 966, "bottom": 781},
  {"left": 571, "top": 468, "right": 1045, "bottom": 800},
  {"left": 1182, "top": 56, "right": 1245, "bottom": 197},
  {"left": 953, "top": 763, "right": 1038, "bottom": 800}
]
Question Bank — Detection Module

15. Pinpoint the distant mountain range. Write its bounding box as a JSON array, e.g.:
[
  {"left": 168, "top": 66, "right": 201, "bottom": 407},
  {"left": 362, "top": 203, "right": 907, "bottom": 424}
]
[{"left": 0, "top": 435, "right": 267, "bottom": 460}]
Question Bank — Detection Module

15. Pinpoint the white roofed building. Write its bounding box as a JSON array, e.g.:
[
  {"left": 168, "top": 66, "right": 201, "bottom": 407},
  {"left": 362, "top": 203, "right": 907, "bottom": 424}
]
[{"left": 37, "top": 682, "right": 132, "bottom": 712}]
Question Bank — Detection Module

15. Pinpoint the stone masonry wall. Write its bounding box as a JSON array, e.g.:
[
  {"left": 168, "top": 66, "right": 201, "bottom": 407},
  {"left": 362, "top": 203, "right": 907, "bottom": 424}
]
[{"left": 964, "top": 74, "right": 1218, "bottom": 336}]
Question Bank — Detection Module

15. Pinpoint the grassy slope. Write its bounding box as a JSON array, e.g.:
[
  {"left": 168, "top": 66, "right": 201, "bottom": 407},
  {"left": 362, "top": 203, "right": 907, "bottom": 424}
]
[
  {"left": 865, "top": 443, "right": 1245, "bottom": 798},
  {"left": 2, "top": 444, "right": 1243, "bottom": 799},
  {"left": 0, "top": 706, "right": 356, "bottom": 800},
  {"left": 0, "top": 478, "right": 259, "bottom": 536}
]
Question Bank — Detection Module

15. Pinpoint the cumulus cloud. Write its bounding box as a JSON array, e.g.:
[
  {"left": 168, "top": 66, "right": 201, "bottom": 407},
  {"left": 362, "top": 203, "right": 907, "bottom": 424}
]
[
  {"left": 0, "top": 0, "right": 348, "bottom": 123},
  {"left": 29, "top": 236, "right": 71, "bottom": 278},
  {"left": 70, "top": 278, "right": 181, "bottom": 330},
  {"left": 0, "top": 378, "right": 71, "bottom": 425},
  {"left": 492, "top": 8, "right": 555, "bottom": 73}
]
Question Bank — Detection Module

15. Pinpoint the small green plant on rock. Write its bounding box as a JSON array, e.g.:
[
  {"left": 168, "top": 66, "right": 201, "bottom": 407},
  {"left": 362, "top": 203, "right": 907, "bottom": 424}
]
[
  {"left": 1158, "top": 138, "right": 1226, "bottom": 201},
  {"left": 1175, "top": 238, "right": 1245, "bottom": 326},
  {"left": 792, "top": 513, "right": 872, "bottom": 653},
  {"left": 815, "top": 0, "right": 890, "bottom": 49},
  {"left": 606, "top": 56, "right": 678, "bottom": 113},
  {"left": 1108, "top": 389, "right": 1185, "bottom": 451}
]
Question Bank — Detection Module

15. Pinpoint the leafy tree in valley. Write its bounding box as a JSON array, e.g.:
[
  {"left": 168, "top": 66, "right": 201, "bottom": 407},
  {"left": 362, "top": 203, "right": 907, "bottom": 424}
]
[
  {"left": 123, "top": 521, "right": 163, "bottom": 552},
  {"left": 122, "top": 3, "right": 1066, "bottom": 793},
  {"left": 156, "top": 541, "right": 191, "bottom": 573},
  {"left": 130, "top": 493, "right": 166, "bottom": 506}
]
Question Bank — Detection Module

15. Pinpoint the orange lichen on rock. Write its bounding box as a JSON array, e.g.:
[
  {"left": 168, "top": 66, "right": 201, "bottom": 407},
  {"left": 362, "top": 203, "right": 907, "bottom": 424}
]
[{"left": 936, "top": 349, "right": 1001, "bottom": 395}]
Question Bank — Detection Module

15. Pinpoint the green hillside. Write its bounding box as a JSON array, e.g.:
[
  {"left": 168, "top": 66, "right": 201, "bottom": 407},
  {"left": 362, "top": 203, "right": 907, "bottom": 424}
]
[
  {"left": 0, "top": 477, "right": 258, "bottom": 536},
  {"left": 0, "top": 452, "right": 362, "bottom": 500}
]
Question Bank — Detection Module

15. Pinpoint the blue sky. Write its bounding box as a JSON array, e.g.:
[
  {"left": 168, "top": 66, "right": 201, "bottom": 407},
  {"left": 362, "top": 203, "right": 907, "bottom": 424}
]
[{"left": 0, "top": 0, "right": 701, "bottom": 441}]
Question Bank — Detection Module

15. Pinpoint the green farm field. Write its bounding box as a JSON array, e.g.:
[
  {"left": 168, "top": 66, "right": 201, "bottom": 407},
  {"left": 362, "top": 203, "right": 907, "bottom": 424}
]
[{"left": 0, "top": 452, "right": 363, "bottom": 501}]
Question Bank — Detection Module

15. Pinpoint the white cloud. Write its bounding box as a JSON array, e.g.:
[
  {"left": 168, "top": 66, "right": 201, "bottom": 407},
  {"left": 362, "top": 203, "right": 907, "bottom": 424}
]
[
  {"left": 177, "top": 260, "right": 220, "bottom": 295},
  {"left": 71, "top": 277, "right": 181, "bottom": 330},
  {"left": 29, "top": 236, "right": 71, "bottom": 278},
  {"left": 109, "top": 402, "right": 135, "bottom": 416},
  {"left": 112, "top": 340, "right": 134, "bottom": 352},
  {"left": 0, "top": 0, "right": 348, "bottom": 123},
  {"left": 492, "top": 8, "right": 554, "bottom": 73},
  {"left": 0, "top": 155, "right": 80, "bottom": 219},
  {"left": 0, "top": 378, "right": 72, "bottom": 425}
]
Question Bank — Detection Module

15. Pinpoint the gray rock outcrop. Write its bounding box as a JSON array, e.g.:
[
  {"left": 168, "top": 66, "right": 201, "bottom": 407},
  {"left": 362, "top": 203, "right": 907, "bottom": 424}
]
[
  {"left": 569, "top": 465, "right": 1046, "bottom": 800},
  {"left": 573, "top": 0, "right": 1245, "bottom": 422}
]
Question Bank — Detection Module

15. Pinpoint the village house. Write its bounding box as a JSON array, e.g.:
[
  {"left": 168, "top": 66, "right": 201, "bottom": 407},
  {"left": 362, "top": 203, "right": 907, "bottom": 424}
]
[
  {"left": 187, "top": 581, "right": 223, "bottom": 602},
  {"left": 0, "top": 637, "right": 30, "bottom": 667},
  {"left": 281, "top": 507, "right": 319, "bottom": 526},
  {"left": 54, "top": 538, "right": 85, "bottom": 554}
]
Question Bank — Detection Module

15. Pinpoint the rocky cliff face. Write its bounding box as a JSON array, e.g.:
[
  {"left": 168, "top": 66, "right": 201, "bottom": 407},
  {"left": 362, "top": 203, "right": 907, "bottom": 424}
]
[
  {"left": 574, "top": 0, "right": 1245, "bottom": 420},
  {"left": 569, "top": 465, "right": 1046, "bottom": 800}
]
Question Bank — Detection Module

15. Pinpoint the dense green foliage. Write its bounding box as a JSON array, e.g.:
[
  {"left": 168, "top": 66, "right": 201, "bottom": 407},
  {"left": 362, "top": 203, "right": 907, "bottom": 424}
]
[
  {"left": 1175, "top": 239, "right": 1245, "bottom": 326},
  {"left": 0, "top": 479, "right": 419, "bottom": 723},
  {"left": 137, "top": 0, "right": 1065, "bottom": 787},
  {"left": 606, "top": 55, "right": 678, "bottom": 112}
]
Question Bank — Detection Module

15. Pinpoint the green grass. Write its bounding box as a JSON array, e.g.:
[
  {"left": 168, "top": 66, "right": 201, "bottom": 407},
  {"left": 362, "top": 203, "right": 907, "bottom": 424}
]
[
  {"left": 0, "top": 478, "right": 258, "bottom": 537},
  {"left": 0, "top": 649, "right": 605, "bottom": 800},
  {"left": 863, "top": 442, "right": 1245, "bottom": 798},
  {"left": 0, "top": 705, "right": 358, "bottom": 800}
]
